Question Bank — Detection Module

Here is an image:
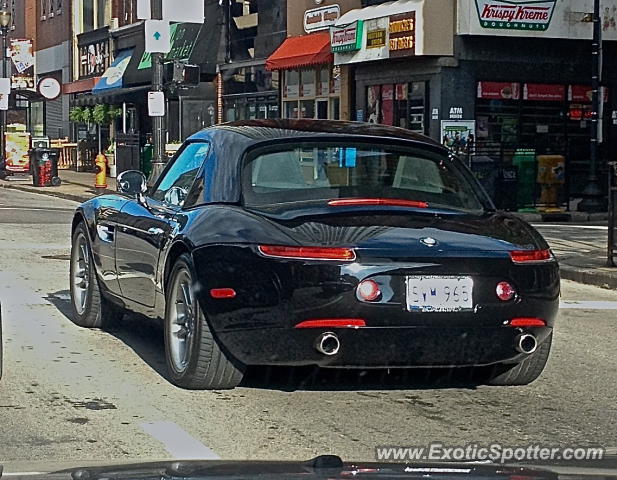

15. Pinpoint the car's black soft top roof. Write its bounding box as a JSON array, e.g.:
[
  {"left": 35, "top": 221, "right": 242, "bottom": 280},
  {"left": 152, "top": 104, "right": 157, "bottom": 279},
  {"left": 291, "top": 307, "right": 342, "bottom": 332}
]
[{"left": 189, "top": 119, "right": 443, "bottom": 148}]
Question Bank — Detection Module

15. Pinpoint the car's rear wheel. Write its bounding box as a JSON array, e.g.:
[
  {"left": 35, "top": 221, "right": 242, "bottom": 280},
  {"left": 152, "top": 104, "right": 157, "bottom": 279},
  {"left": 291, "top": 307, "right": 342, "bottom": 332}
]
[
  {"left": 70, "top": 223, "right": 124, "bottom": 328},
  {"left": 486, "top": 332, "right": 552, "bottom": 386},
  {"left": 164, "top": 253, "right": 244, "bottom": 390}
]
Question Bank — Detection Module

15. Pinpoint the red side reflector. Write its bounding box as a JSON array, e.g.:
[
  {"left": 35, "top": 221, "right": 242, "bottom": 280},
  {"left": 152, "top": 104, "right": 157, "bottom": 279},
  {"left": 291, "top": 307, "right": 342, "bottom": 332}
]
[
  {"left": 210, "top": 288, "right": 237, "bottom": 299},
  {"left": 328, "top": 198, "right": 429, "bottom": 209},
  {"left": 258, "top": 245, "right": 356, "bottom": 261},
  {"left": 295, "top": 319, "right": 366, "bottom": 329},
  {"left": 510, "top": 249, "right": 552, "bottom": 263},
  {"left": 509, "top": 317, "right": 546, "bottom": 327}
]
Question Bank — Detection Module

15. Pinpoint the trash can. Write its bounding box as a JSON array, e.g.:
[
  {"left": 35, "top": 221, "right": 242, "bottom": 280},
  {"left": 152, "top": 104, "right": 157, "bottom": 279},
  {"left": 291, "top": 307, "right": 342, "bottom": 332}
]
[
  {"left": 512, "top": 148, "right": 537, "bottom": 210},
  {"left": 30, "top": 148, "right": 62, "bottom": 187},
  {"left": 141, "top": 143, "right": 153, "bottom": 179}
]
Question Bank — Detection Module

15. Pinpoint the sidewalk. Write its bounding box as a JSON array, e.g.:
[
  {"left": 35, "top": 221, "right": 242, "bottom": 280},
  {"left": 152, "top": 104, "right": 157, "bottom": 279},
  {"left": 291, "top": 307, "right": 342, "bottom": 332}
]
[
  {"left": 1, "top": 170, "right": 616, "bottom": 289},
  {"left": 0, "top": 169, "right": 116, "bottom": 203}
]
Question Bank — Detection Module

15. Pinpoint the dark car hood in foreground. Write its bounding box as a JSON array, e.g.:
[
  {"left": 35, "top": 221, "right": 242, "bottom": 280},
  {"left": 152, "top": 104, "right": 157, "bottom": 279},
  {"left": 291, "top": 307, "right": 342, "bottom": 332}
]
[{"left": 3, "top": 456, "right": 617, "bottom": 480}]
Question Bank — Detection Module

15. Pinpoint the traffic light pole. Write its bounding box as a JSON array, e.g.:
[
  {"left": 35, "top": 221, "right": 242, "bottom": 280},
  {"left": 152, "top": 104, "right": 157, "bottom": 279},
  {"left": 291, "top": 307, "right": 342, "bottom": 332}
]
[
  {"left": 149, "top": 0, "right": 167, "bottom": 183},
  {"left": 578, "top": 0, "right": 605, "bottom": 212}
]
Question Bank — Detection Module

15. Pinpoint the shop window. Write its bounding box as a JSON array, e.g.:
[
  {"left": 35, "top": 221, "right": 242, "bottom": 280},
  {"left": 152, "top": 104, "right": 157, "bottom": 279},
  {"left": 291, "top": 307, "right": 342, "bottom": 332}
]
[
  {"left": 301, "top": 69, "right": 316, "bottom": 98},
  {"left": 285, "top": 101, "right": 299, "bottom": 119},
  {"left": 367, "top": 82, "right": 427, "bottom": 133},
  {"left": 284, "top": 70, "right": 300, "bottom": 98},
  {"left": 317, "top": 68, "right": 329, "bottom": 97},
  {"left": 300, "top": 100, "right": 315, "bottom": 119},
  {"left": 331, "top": 98, "right": 340, "bottom": 120}
]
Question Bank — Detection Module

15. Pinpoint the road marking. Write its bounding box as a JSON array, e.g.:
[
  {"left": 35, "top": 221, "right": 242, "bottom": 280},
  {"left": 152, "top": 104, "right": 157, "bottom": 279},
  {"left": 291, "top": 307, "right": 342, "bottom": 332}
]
[
  {"left": 561, "top": 301, "right": 617, "bottom": 310},
  {"left": 141, "top": 421, "right": 220, "bottom": 460},
  {"left": 533, "top": 224, "right": 608, "bottom": 230}
]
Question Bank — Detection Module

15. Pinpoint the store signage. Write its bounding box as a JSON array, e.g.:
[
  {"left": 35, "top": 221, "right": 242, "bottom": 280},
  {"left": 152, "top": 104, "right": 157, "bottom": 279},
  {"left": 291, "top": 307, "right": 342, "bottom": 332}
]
[
  {"left": 449, "top": 107, "right": 464, "bottom": 119},
  {"left": 523, "top": 83, "right": 565, "bottom": 101},
  {"left": 331, "top": 21, "right": 363, "bottom": 52},
  {"left": 389, "top": 12, "right": 415, "bottom": 57},
  {"left": 475, "top": 0, "right": 557, "bottom": 31},
  {"left": 441, "top": 121, "right": 476, "bottom": 153},
  {"left": 568, "top": 85, "right": 609, "bottom": 103},
  {"left": 304, "top": 5, "right": 341, "bottom": 33},
  {"left": 366, "top": 29, "right": 386, "bottom": 48},
  {"left": 477, "top": 81, "right": 520, "bottom": 100}
]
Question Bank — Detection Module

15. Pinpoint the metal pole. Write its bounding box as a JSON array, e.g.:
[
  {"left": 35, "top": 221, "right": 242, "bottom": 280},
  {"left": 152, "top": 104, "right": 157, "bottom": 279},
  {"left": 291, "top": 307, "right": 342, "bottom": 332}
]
[
  {"left": 579, "top": 0, "right": 605, "bottom": 212},
  {"left": 0, "top": 27, "right": 7, "bottom": 176},
  {"left": 149, "top": 0, "right": 166, "bottom": 183}
]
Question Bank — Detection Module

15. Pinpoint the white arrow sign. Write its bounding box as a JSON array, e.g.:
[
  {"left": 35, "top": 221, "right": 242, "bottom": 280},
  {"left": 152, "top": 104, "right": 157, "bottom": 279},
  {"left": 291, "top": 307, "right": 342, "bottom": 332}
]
[
  {"left": 145, "top": 20, "right": 171, "bottom": 54},
  {"left": 137, "top": 0, "right": 205, "bottom": 24}
]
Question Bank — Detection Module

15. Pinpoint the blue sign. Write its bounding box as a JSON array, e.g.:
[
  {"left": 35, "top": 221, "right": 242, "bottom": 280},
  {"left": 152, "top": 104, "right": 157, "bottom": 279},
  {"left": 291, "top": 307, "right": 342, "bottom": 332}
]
[{"left": 93, "top": 49, "right": 134, "bottom": 92}]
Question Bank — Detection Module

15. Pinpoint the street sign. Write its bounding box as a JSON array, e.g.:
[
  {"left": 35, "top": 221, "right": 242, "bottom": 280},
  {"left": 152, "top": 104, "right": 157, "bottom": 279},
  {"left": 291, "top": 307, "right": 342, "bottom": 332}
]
[
  {"left": 137, "top": 0, "right": 204, "bottom": 24},
  {"left": 145, "top": 20, "right": 171, "bottom": 54},
  {"left": 148, "top": 91, "right": 166, "bottom": 117},
  {"left": 0, "top": 78, "right": 10, "bottom": 95}
]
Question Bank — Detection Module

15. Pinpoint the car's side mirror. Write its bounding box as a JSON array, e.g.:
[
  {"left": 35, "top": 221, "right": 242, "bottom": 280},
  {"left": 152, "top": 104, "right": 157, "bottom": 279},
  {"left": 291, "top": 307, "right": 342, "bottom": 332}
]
[
  {"left": 164, "top": 186, "right": 188, "bottom": 208},
  {"left": 117, "top": 170, "right": 148, "bottom": 197}
]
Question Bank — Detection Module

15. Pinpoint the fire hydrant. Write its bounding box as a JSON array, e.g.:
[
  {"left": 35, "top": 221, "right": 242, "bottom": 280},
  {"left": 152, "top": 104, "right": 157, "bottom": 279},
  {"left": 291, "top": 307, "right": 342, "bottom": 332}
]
[{"left": 95, "top": 153, "right": 108, "bottom": 189}]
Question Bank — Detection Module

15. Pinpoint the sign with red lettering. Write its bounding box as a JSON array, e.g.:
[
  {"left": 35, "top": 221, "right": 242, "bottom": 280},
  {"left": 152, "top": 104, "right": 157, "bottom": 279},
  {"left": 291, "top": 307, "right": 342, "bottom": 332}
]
[
  {"left": 475, "top": 0, "right": 557, "bottom": 31},
  {"left": 523, "top": 83, "right": 565, "bottom": 101},
  {"left": 304, "top": 5, "right": 341, "bottom": 33},
  {"left": 477, "top": 82, "right": 520, "bottom": 100}
]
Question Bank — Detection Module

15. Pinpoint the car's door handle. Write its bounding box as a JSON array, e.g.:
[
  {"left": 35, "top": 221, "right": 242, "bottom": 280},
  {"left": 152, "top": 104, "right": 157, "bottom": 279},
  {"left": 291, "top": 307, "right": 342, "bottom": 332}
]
[{"left": 147, "top": 227, "right": 165, "bottom": 236}]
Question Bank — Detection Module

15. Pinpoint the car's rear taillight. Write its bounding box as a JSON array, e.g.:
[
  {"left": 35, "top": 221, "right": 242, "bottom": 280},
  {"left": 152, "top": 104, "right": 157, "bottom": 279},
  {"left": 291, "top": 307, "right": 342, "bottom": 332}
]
[
  {"left": 258, "top": 245, "right": 356, "bottom": 261},
  {"left": 509, "top": 317, "right": 547, "bottom": 327},
  {"left": 328, "top": 198, "right": 429, "bottom": 209},
  {"left": 510, "top": 249, "right": 553, "bottom": 264}
]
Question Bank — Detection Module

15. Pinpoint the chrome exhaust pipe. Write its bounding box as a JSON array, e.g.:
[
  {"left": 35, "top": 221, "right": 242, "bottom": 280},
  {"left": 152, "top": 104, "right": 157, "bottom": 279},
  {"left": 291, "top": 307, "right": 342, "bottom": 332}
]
[
  {"left": 515, "top": 333, "right": 538, "bottom": 355},
  {"left": 315, "top": 332, "right": 340, "bottom": 356}
]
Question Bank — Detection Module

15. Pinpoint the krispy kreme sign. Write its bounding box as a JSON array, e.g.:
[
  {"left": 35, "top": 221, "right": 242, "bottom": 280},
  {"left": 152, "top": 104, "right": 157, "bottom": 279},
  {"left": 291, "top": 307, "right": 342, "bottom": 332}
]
[{"left": 475, "top": 0, "right": 557, "bottom": 31}]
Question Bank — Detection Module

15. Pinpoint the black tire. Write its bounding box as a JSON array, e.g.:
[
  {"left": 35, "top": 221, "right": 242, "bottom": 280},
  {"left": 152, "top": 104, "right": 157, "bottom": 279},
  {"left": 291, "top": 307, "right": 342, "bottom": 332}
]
[
  {"left": 486, "top": 333, "right": 552, "bottom": 386},
  {"left": 164, "top": 253, "right": 244, "bottom": 390},
  {"left": 69, "top": 223, "right": 124, "bottom": 328}
]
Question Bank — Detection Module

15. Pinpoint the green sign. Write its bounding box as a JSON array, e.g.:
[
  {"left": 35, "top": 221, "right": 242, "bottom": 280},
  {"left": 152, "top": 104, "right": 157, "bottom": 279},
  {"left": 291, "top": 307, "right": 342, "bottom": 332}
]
[
  {"left": 139, "top": 23, "right": 202, "bottom": 70},
  {"left": 330, "top": 21, "right": 363, "bottom": 53}
]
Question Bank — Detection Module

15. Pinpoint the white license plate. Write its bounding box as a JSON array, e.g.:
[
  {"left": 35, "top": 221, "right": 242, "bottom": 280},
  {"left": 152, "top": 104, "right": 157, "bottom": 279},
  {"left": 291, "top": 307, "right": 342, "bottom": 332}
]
[{"left": 406, "top": 276, "right": 474, "bottom": 313}]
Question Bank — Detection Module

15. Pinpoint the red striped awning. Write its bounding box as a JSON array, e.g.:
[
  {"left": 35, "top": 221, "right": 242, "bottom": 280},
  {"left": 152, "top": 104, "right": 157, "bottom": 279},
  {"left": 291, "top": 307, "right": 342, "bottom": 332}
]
[{"left": 266, "top": 32, "right": 333, "bottom": 71}]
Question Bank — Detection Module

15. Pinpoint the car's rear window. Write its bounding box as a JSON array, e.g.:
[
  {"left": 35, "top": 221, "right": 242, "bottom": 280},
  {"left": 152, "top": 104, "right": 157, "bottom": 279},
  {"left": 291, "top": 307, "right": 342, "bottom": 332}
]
[{"left": 242, "top": 142, "right": 487, "bottom": 212}]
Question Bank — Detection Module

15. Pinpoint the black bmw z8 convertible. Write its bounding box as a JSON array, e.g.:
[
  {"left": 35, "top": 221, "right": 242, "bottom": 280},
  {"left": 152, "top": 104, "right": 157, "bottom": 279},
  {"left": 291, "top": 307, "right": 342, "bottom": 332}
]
[{"left": 69, "top": 119, "right": 559, "bottom": 389}]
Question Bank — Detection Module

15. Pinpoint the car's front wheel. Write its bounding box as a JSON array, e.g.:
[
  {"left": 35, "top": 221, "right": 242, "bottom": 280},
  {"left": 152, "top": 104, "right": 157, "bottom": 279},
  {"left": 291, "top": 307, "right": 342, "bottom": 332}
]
[
  {"left": 70, "top": 223, "right": 124, "bottom": 328},
  {"left": 164, "top": 253, "right": 244, "bottom": 390},
  {"left": 486, "top": 332, "right": 553, "bottom": 386}
]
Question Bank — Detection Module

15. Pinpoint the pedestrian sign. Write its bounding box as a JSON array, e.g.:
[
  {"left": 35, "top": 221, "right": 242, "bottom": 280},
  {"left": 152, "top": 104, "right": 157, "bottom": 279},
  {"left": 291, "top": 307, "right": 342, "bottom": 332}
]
[{"left": 145, "top": 20, "right": 171, "bottom": 54}]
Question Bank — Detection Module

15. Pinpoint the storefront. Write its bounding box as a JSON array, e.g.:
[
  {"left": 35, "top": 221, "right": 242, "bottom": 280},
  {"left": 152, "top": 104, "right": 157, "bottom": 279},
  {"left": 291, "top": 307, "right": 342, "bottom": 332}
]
[
  {"left": 453, "top": 0, "right": 617, "bottom": 202},
  {"left": 332, "top": 0, "right": 454, "bottom": 135},
  {"left": 266, "top": 0, "right": 361, "bottom": 121}
]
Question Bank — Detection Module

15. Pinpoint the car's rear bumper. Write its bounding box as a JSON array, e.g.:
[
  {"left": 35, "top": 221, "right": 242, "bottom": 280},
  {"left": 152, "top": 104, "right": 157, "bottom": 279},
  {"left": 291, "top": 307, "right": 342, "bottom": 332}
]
[{"left": 218, "top": 325, "right": 553, "bottom": 368}]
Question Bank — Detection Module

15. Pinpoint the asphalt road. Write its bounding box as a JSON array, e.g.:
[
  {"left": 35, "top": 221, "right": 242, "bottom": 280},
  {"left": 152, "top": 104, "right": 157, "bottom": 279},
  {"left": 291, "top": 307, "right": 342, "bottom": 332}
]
[{"left": 0, "top": 188, "right": 616, "bottom": 466}]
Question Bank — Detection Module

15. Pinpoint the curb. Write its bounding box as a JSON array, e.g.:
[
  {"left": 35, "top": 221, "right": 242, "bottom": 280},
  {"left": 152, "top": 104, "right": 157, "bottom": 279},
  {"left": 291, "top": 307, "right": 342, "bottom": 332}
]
[
  {"left": 513, "top": 212, "right": 608, "bottom": 223},
  {"left": 559, "top": 264, "right": 617, "bottom": 290},
  {"left": 0, "top": 182, "right": 92, "bottom": 203}
]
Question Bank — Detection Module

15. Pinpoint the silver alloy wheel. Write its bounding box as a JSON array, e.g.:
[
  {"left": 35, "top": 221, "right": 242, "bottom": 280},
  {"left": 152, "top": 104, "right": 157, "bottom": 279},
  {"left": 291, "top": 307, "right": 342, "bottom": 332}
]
[
  {"left": 71, "top": 232, "right": 90, "bottom": 315},
  {"left": 168, "top": 269, "right": 196, "bottom": 373}
]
